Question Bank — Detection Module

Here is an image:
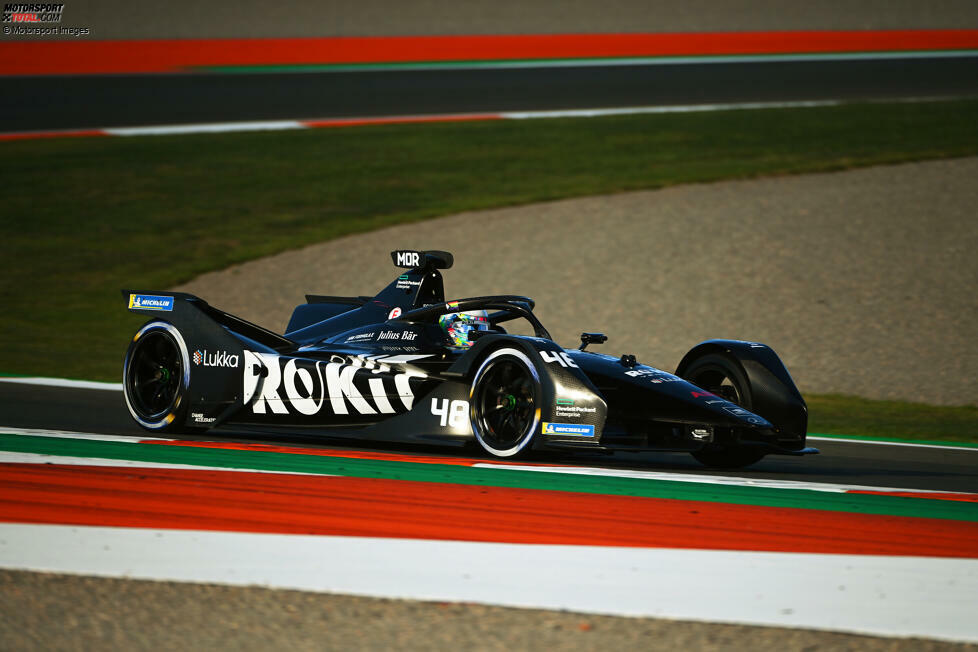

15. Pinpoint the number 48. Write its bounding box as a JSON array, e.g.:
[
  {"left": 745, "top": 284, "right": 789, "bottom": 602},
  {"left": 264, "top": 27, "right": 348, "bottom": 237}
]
[{"left": 431, "top": 398, "right": 468, "bottom": 428}]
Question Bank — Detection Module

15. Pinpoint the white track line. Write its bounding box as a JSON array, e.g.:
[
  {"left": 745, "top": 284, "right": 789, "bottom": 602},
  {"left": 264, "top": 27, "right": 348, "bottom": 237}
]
[
  {"left": 2, "top": 96, "right": 971, "bottom": 142},
  {"left": 501, "top": 100, "right": 841, "bottom": 119},
  {"left": 0, "top": 426, "right": 170, "bottom": 443},
  {"left": 0, "top": 377, "right": 122, "bottom": 391},
  {"left": 1, "top": 524, "right": 975, "bottom": 642},
  {"left": 474, "top": 463, "right": 975, "bottom": 496},
  {"left": 104, "top": 120, "right": 304, "bottom": 136},
  {"left": 0, "top": 99, "right": 863, "bottom": 140},
  {"left": 0, "top": 451, "right": 329, "bottom": 476},
  {"left": 90, "top": 101, "right": 851, "bottom": 138},
  {"left": 807, "top": 435, "right": 977, "bottom": 451}
]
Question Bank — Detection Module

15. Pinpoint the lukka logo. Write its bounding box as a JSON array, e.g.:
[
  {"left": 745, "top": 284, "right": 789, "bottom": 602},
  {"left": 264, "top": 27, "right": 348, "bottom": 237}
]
[{"left": 193, "top": 349, "right": 240, "bottom": 368}]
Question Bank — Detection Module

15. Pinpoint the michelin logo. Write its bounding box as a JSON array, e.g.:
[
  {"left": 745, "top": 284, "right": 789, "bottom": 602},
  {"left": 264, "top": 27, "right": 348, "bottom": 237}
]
[
  {"left": 542, "top": 422, "right": 595, "bottom": 437},
  {"left": 129, "top": 294, "right": 174, "bottom": 312}
]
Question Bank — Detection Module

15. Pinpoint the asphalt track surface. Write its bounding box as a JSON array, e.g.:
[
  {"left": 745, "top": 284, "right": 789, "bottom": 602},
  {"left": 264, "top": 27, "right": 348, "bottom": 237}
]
[
  {"left": 4, "top": 55, "right": 978, "bottom": 132},
  {"left": 2, "top": 382, "right": 974, "bottom": 493}
]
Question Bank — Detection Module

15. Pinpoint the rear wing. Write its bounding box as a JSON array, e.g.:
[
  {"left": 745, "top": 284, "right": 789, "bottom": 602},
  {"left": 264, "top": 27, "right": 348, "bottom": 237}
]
[
  {"left": 123, "top": 290, "right": 294, "bottom": 352},
  {"left": 282, "top": 250, "right": 457, "bottom": 343}
]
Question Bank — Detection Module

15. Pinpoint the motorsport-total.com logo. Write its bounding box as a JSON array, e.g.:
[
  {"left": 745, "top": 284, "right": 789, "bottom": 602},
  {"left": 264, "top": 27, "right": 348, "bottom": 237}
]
[{"left": 2, "top": 3, "right": 64, "bottom": 22}]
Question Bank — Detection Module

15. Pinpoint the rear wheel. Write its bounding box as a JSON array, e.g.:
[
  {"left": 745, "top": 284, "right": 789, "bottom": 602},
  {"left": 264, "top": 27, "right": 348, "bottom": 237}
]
[
  {"left": 123, "top": 321, "right": 191, "bottom": 432},
  {"left": 469, "top": 348, "right": 542, "bottom": 458},
  {"left": 682, "top": 353, "right": 766, "bottom": 469}
]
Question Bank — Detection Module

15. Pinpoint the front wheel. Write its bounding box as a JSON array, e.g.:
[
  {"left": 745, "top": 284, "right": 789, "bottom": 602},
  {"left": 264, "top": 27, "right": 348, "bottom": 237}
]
[
  {"left": 682, "top": 352, "right": 766, "bottom": 469},
  {"left": 123, "top": 321, "right": 192, "bottom": 432},
  {"left": 469, "top": 348, "right": 542, "bottom": 458}
]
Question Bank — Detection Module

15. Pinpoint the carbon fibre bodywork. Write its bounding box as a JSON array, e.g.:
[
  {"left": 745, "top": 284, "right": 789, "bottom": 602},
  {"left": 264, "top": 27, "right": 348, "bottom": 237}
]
[{"left": 122, "top": 250, "right": 816, "bottom": 463}]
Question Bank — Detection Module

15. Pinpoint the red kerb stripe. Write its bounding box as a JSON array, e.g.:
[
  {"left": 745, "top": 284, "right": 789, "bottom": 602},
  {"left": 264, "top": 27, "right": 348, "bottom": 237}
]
[{"left": 2, "top": 463, "right": 976, "bottom": 557}]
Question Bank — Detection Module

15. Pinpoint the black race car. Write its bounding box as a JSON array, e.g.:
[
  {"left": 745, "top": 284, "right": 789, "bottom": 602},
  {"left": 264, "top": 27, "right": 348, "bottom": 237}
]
[{"left": 122, "top": 250, "right": 817, "bottom": 468}]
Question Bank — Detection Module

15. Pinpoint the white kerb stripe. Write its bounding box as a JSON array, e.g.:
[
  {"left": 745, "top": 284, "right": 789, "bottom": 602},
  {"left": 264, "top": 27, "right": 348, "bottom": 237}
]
[{"left": 1, "top": 525, "right": 976, "bottom": 642}]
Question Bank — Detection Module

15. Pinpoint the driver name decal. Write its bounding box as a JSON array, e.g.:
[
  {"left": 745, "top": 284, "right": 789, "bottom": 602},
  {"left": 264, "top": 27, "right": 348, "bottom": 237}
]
[{"left": 395, "top": 251, "right": 421, "bottom": 267}]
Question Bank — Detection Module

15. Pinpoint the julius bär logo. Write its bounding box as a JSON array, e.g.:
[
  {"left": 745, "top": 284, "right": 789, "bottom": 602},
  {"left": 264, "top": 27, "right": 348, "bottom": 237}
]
[{"left": 2, "top": 3, "right": 64, "bottom": 23}]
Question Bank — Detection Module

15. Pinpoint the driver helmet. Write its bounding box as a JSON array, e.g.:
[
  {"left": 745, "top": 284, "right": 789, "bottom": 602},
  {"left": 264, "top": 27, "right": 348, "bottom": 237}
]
[{"left": 439, "top": 310, "right": 490, "bottom": 348}]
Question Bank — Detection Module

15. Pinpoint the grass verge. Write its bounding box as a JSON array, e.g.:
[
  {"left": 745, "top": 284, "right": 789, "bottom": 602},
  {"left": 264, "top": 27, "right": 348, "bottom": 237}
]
[
  {"left": 1, "top": 98, "right": 976, "bottom": 442},
  {"left": 807, "top": 394, "right": 978, "bottom": 445}
]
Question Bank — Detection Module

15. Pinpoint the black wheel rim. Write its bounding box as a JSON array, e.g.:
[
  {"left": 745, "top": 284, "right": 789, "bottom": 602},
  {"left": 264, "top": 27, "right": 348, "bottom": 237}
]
[
  {"left": 126, "top": 330, "right": 182, "bottom": 419},
  {"left": 689, "top": 365, "right": 744, "bottom": 406},
  {"left": 474, "top": 358, "right": 538, "bottom": 452}
]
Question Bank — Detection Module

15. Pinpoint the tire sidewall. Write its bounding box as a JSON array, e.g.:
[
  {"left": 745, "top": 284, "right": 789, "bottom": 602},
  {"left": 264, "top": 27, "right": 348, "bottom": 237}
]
[
  {"left": 469, "top": 347, "right": 542, "bottom": 458},
  {"left": 683, "top": 353, "right": 753, "bottom": 410},
  {"left": 123, "top": 320, "right": 191, "bottom": 431}
]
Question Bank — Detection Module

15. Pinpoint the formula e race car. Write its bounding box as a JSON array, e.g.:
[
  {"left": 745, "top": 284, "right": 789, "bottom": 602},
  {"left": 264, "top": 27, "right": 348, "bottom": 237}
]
[{"left": 122, "top": 250, "right": 817, "bottom": 468}]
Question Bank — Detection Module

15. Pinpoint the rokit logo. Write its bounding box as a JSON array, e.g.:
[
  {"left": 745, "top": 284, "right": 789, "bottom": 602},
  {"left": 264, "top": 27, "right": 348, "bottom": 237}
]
[
  {"left": 242, "top": 351, "right": 426, "bottom": 416},
  {"left": 193, "top": 349, "right": 240, "bottom": 368}
]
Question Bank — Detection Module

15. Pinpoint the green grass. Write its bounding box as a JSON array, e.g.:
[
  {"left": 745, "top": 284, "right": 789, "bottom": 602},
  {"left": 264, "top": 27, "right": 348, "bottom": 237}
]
[
  {"left": 1, "top": 98, "right": 977, "bottom": 442},
  {"left": 808, "top": 394, "right": 978, "bottom": 444}
]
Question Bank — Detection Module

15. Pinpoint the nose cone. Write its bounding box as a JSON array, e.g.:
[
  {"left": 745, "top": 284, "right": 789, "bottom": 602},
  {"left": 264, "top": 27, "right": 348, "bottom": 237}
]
[
  {"left": 665, "top": 382, "right": 773, "bottom": 429},
  {"left": 710, "top": 401, "right": 773, "bottom": 429}
]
